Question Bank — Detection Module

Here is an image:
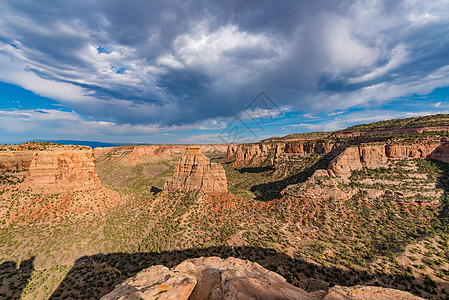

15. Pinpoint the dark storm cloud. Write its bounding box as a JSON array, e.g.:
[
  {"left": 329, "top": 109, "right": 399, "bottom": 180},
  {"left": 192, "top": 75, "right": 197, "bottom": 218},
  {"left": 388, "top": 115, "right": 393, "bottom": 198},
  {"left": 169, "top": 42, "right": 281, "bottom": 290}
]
[{"left": 0, "top": 0, "right": 449, "bottom": 126}]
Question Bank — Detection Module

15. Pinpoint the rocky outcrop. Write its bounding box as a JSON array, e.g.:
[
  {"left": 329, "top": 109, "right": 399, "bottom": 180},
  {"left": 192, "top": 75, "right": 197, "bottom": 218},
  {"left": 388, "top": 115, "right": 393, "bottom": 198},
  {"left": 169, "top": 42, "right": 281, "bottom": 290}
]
[
  {"left": 226, "top": 141, "right": 348, "bottom": 168},
  {"left": 102, "top": 256, "right": 424, "bottom": 300},
  {"left": 328, "top": 145, "right": 388, "bottom": 178},
  {"left": 21, "top": 146, "right": 102, "bottom": 194},
  {"left": 164, "top": 148, "right": 228, "bottom": 194},
  {"left": 102, "top": 257, "right": 314, "bottom": 300},
  {"left": 284, "top": 140, "right": 338, "bottom": 155},
  {"left": 0, "top": 143, "right": 44, "bottom": 171}
]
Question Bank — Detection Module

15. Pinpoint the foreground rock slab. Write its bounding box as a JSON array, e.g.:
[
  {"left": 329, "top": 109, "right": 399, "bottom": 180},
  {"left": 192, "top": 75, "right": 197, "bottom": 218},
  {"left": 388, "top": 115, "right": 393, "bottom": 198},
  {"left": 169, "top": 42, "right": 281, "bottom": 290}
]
[
  {"left": 174, "top": 257, "right": 313, "bottom": 300},
  {"left": 101, "top": 265, "right": 196, "bottom": 300},
  {"left": 102, "top": 257, "right": 424, "bottom": 300}
]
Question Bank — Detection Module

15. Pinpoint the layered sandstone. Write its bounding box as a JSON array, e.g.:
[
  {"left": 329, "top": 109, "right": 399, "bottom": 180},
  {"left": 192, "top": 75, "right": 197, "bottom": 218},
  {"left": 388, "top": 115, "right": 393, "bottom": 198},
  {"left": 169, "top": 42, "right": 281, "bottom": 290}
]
[
  {"left": 102, "top": 256, "right": 424, "bottom": 300},
  {"left": 21, "top": 146, "right": 102, "bottom": 194},
  {"left": 329, "top": 140, "right": 449, "bottom": 178},
  {"left": 0, "top": 143, "right": 44, "bottom": 171},
  {"left": 164, "top": 148, "right": 228, "bottom": 193}
]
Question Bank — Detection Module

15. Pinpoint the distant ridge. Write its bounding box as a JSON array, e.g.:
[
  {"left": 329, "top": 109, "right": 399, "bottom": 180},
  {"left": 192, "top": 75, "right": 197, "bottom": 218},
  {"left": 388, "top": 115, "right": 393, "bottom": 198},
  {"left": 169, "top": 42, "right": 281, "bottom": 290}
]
[
  {"left": 31, "top": 140, "right": 130, "bottom": 148},
  {"left": 265, "top": 113, "right": 449, "bottom": 141}
]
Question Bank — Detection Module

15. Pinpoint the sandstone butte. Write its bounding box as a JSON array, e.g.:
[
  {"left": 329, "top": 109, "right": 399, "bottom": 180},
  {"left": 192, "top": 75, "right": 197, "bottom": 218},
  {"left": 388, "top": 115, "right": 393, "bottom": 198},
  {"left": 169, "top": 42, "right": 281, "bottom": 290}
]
[
  {"left": 21, "top": 147, "right": 102, "bottom": 194},
  {"left": 164, "top": 147, "right": 228, "bottom": 194},
  {"left": 101, "top": 256, "right": 424, "bottom": 300},
  {"left": 0, "top": 144, "right": 102, "bottom": 194}
]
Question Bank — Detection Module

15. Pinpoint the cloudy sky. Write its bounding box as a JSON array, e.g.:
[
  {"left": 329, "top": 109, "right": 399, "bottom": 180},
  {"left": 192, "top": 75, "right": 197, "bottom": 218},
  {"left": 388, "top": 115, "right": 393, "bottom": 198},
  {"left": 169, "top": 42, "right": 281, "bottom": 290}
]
[{"left": 1, "top": 0, "right": 449, "bottom": 144}]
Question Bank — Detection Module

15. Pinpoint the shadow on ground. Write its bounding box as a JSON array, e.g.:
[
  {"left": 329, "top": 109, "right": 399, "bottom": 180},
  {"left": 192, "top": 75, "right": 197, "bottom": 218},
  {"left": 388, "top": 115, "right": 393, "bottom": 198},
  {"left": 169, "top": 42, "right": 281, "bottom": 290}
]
[
  {"left": 249, "top": 151, "right": 340, "bottom": 202},
  {"left": 0, "top": 257, "right": 35, "bottom": 300},
  {"left": 46, "top": 245, "right": 444, "bottom": 299}
]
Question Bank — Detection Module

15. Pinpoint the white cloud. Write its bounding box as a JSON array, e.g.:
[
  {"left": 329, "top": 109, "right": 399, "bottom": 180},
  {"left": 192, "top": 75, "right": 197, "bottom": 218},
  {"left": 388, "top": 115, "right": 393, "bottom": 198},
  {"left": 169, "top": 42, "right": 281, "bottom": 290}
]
[
  {"left": 0, "top": 108, "right": 229, "bottom": 143},
  {"left": 303, "top": 113, "right": 318, "bottom": 119},
  {"left": 327, "top": 111, "right": 347, "bottom": 116},
  {"left": 0, "top": 0, "right": 449, "bottom": 139},
  {"left": 349, "top": 45, "right": 409, "bottom": 83}
]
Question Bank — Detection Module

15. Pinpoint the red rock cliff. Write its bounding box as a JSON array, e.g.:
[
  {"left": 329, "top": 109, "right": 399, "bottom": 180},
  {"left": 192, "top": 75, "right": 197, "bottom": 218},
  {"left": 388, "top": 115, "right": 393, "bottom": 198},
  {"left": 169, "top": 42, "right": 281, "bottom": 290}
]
[{"left": 328, "top": 140, "right": 449, "bottom": 178}]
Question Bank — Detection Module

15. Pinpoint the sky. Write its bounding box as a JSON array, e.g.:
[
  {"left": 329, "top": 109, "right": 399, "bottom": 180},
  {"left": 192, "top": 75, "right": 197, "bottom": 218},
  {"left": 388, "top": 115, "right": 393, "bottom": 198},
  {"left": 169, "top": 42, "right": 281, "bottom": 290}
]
[{"left": 1, "top": 0, "right": 449, "bottom": 144}]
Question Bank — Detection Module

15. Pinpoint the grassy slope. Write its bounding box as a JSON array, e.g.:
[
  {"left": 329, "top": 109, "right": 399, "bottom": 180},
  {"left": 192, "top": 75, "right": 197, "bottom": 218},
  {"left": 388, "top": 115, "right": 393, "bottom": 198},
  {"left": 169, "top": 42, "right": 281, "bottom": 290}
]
[{"left": 339, "top": 114, "right": 449, "bottom": 133}]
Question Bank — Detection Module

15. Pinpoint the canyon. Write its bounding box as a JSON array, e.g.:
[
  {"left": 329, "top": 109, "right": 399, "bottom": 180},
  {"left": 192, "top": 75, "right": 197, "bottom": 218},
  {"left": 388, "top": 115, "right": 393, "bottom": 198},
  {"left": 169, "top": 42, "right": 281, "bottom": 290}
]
[{"left": 1, "top": 114, "right": 449, "bottom": 299}]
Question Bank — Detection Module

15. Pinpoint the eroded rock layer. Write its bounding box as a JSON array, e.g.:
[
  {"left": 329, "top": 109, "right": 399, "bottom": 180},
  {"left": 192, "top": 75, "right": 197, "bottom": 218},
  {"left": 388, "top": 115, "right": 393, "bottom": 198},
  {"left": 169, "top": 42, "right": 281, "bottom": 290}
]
[
  {"left": 164, "top": 148, "right": 228, "bottom": 193},
  {"left": 102, "top": 256, "right": 424, "bottom": 300}
]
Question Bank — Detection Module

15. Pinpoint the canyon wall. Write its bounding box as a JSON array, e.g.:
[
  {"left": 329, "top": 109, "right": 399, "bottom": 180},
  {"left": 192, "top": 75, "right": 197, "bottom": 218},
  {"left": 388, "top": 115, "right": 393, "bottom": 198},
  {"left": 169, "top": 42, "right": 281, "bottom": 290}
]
[
  {"left": 164, "top": 148, "right": 228, "bottom": 194},
  {"left": 329, "top": 140, "right": 449, "bottom": 178},
  {"left": 226, "top": 143, "right": 278, "bottom": 165},
  {"left": 226, "top": 140, "right": 349, "bottom": 167},
  {"left": 94, "top": 144, "right": 228, "bottom": 166},
  {"left": 227, "top": 138, "right": 449, "bottom": 177}
]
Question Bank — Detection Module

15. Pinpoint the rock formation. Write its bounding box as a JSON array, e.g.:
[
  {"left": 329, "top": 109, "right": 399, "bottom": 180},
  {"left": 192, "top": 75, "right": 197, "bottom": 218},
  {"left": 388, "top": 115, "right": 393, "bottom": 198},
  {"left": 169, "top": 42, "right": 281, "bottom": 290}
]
[
  {"left": 164, "top": 148, "right": 228, "bottom": 193},
  {"left": 102, "top": 256, "right": 424, "bottom": 300},
  {"left": 20, "top": 146, "right": 102, "bottom": 194}
]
